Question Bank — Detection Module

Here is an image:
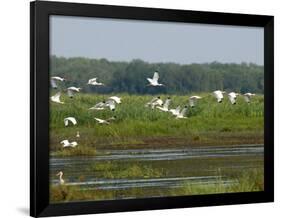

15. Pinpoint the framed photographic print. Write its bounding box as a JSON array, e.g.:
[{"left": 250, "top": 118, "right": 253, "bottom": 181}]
[{"left": 30, "top": 1, "right": 274, "bottom": 217}]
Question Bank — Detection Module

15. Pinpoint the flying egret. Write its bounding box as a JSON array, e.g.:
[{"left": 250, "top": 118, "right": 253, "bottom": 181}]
[
  {"left": 189, "top": 96, "right": 202, "bottom": 107},
  {"left": 243, "top": 93, "right": 256, "bottom": 103},
  {"left": 64, "top": 117, "right": 77, "bottom": 126},
  {"left": 213, "top": 90, "right": 225, "bottom": 103},
  {"left": 60, "top": 140, "right": 78, "bottom": 148},
  {"left": 169, "top": 106, "right": 181, "bottom": 116},
  {"left": 146, "top": 96, "right": 163, "bottom": 109},
  {"left": 67, "top": 87, "right": 81, "bottom": 98},
  {"left": 176, "top": 106, "right": 188, "bottom": 119},
  {"left": 56, "top": 171, "right": 65, "bottom": 185},
  {"left": 94, "top": 118, "right": 109, "bottom": 125},
  {"left": 156, "top": 97, "right": 171, "bottom": 112},
  {"left": 89, "top": 100, "right": 116, "bottom": 111},
  {"left": 50, "top": 92, "right": 64, "bottom": 104},
  {"left": 228, "top": 92, "right": 239, "bottom": 105},
  {"left": 89, "top": 101, "right": 107, "bottom": 110},
  {"left": 109, "top": 96, "right": 121, "bottom": 104},
  {"left": 87, "top": 78, "right": 104, "bottom": 86},
  {"left": 147, "top": 71, "right": 164, "bottom": 86},
  {"left": 105, "top": 99, "right": 116, "bottom": 111},
  {"left": 51, "top": 76, "right": 65, "bottom": 89},
  {"left": 94, "top": 116, "right": 116, "bottom": 125}
]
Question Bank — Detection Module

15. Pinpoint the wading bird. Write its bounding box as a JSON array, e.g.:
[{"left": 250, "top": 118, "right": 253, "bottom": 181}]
[
  {"left": 109, "top": 96, "right": 121, "bottom": 104},
  {"left": 105, "top": 99, "right": 116, "bottom": 111},
  {"left": 89, "top": 101, "right": 107, "bottom": 110},
  {"left": 64, "top": 117, "right": 77, "bottom": 126},
  {"left": 87, "top": 78, "right": 104, "bottom": 86},
  {"left": 189, "top": 96, "right": 202, "bottom": 107},
  {"left": 169, "top": 106, "right": 181, "bottom": 116},
  {"left": 51, "top": 76, "right": 65, "bottom": 89},
  {"left": 176, "top": 106, "right": 188, "bottom": 119},
  {"left": 243, "top": 93, "right": 256, "bottom": 103},
  {"left": 56, "top": 171, "right": 65, "bottom": 185},
  {"left": 213, "top": 90, "right": 225, "bottom": 103},
  {"left": 157, "top": 97, "right": 171, "bottom": 112},
  {"left": 50, "top": 92, "right": 64, "bottom": 104},
  {"left": 76, "top": 131, "right": 80, "bottom": 138},
  {"left": 94, "top": 116, "right": 116, "bottom": 125},
  {"left": 89, "top": 99, "right": 116, "bottom": 111},
  {"left": 67, "top": 87, "right": 81, "bottom": 98},
  {"left": 60, "top": 140, "right": 78, "bottom": 148},
  {"left": 228, "top": 92, "right": 239, "bottom": 105},
  {"left": 147, "top": 71, "right": 164, "bottom": 86},
  {"left": 146, "top": 96, "right": 163, "bottom": 109}
]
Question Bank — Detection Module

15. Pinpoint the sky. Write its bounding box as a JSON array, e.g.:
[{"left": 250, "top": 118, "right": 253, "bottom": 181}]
[{"left": 50, "top": 15, "right": 264, "bottom": 65}]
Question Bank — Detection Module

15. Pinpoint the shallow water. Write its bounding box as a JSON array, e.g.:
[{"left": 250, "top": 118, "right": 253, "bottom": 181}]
[
  {"left": 50, "top": 144, "right": 263, "bottom": 192},
  {"left": 51, "top": 144, "right": 263, "bottom": 164},
  {"left": 66, "top": 176, "right": 235, "bottom": 190}
]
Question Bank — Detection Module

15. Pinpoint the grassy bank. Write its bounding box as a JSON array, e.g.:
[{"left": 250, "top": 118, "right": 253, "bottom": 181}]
[{"left": 175, "top": 168, "right": 264, "bottom": 195}]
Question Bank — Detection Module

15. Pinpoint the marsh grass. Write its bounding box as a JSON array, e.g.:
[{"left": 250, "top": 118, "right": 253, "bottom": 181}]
[
  {"left": 176, "top": 168, "right": 264, "bottom": 195},
  {"left": 87, "top": 161, "right": 165, "bottom": 179},
  {"left": 50, "top": 185, "right": 168, "bottom": 202},
  {"left": 50, "top": 93, "right": 264, "bottom": 155}
]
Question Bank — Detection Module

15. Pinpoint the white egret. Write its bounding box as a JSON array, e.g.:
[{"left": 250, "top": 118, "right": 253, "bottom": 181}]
[
  {"left": 60, "top": 140, "right": 78, "bottom": 148},
  {"left": 157, "top": 97, "right": 171, "bottom": 112},
  {"left": 147, "top": 72, "right": 164, "bottom": 86},
  {"left": 50, "top": 92, "right": 64, "bottom": 104},
  {"left": 94, "top": 116, "right": 116, "bottom": 125},
  {"left": 189, "top": 96, "right": 202, "bottom": 107},
  {"left": 109, "top": 96, "right": 121, "bottom": 104},
  {"left": 169, "top": 106, "right": 181, "bottom": 116},
  {"left": 146, "top": 96, "right": 163, "bottom": 109},
  {"left": 176, "top": 106, "right": 188, "bottom": 119},
  {"left": 76, "top": 131, "right": 80, "bottom": 138},
  {"left": 213, "top": 90, "right": 225, "bottom": 103},
  {"left": 64, "top": 117, "right": 77, "bottom": 126},
  {"left": 244, "top": 93, "right": 256, "bottom": 103},
  {"left": 51, "top": 76, "right": 65, "bottom": 89},
  {"left": 228, "top": 92, "right": 239, "bottom": 105},
  {"left": 94, "top": 118, "right": 109, "bottom": 125},
  {"left": 56, "top": 171, "right": 65, "bottom": 185},
  {"left": 105, "top": 99, "right": 116, "bottom": 111},
  {"left": 87, "top": 78, "right": 104, "bottom": 86},
  {"left": 89, "top": 100, "right": 116, "bottom": 111},
  {"left": 89, "top": 101, "right": 107, "bottom": 110},
  {"left": 67, "top": 87, "right": 81, "bottom": 98}
]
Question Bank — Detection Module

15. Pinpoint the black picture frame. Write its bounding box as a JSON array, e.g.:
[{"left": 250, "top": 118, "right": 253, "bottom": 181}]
[{"left": 30, "top": 1, "right": 274, "bottom": 217}]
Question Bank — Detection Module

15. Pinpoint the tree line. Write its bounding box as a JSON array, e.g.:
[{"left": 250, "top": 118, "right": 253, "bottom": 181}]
[{"left": 50, "top": 56, "right": 264, "bottom": 94}]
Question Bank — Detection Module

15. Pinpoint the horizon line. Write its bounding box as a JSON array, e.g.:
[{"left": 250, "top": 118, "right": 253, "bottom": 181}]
[{"left": 50, "top": 55, "right": 264, "bottom": 67}]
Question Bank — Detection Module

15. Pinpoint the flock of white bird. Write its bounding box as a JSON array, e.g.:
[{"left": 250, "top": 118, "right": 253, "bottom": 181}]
[{"left": 51, "top": 71, "right": 256, "bottom": 184}]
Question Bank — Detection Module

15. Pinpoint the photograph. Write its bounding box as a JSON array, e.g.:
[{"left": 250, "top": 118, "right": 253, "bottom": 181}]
[{"left": 49, "top": 15, "right": 264, "bottom": 203}]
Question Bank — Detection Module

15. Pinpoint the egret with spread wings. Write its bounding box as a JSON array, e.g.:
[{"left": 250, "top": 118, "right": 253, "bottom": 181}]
[{"left": 147, "top": 72, "right": 164, "bottom": 86}]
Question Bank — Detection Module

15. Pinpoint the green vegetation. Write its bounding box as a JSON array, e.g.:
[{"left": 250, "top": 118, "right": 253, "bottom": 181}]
[
  {"left": 88, "top": 161, "right": 165, "bottom": 179},
  {"left": 50, "top": 56, "right": 264, "bottom": 94},
  {"left": 50, "top": 93, "right": 263, "bottom": 156},
  {"left": 176, "top": 168, "right": 264, "bottom": 196}
]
